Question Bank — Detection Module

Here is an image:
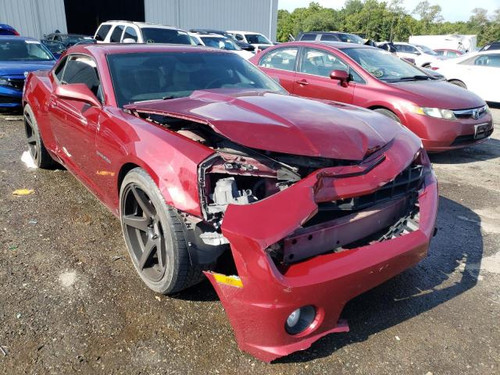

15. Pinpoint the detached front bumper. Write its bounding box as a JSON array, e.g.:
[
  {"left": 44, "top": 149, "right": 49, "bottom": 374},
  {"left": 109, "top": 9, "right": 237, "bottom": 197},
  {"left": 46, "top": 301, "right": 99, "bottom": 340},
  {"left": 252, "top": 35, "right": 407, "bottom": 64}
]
[{"left": 204, "top": 139, "right": 439, "bottom": 362}]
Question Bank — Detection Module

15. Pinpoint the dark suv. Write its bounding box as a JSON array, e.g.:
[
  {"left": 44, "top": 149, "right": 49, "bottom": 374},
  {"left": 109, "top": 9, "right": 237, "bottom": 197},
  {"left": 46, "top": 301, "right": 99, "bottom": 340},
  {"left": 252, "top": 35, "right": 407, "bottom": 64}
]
[{"left": 296, "top": 32, "right": 365, "bottom": 44}]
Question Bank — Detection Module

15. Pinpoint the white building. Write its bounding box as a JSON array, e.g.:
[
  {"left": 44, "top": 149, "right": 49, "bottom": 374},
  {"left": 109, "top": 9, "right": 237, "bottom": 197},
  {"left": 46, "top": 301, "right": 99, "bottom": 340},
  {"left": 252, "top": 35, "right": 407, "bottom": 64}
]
[{"left": 0, "top": 0, "right": 278, "bottom": 40}]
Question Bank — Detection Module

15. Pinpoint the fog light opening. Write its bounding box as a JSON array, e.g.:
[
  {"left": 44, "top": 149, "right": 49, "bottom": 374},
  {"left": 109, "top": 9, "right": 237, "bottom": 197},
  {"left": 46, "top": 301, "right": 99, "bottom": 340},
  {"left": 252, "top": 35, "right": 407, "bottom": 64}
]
[{"left": 285, "top": 305, "right": 316, "bottom": 335}]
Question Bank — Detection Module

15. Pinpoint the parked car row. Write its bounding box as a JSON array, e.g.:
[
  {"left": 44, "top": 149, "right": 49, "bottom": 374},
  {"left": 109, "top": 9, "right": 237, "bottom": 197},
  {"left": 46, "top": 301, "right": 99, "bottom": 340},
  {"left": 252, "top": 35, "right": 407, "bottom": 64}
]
[{"left": 1, "top": 20, "right": 496, "bottom": 363}]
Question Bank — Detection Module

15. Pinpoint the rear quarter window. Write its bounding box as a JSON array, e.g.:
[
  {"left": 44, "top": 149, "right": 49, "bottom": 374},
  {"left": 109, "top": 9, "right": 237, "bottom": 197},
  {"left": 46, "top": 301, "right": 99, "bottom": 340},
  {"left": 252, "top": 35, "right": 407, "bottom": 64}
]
[{"left": 95, "top": 24, "right": 111, "bottom": 41}]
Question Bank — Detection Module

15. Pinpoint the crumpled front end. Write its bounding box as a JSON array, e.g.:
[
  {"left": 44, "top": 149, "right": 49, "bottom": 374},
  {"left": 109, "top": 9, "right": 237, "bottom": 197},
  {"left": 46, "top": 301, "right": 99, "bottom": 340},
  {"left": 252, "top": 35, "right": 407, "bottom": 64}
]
[{"left": 203, "top": 133, "right": 438, "bottom": 362}]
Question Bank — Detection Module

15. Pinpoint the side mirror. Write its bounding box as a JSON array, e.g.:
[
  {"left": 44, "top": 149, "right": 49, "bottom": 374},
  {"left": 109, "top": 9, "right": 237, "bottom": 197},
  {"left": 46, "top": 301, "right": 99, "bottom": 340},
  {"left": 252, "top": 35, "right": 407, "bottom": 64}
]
[
  {"left": 122, "top": 38, "right": 136, "bottom": 43},
  {"left": 55, "top": 83, "right": 101, "bottom": 108},
  {"left": 329, "top": 70, "right": 350, "bottom": 87},
  {"left": 415, "top": 52, "right": 421, "bottom": 56}
]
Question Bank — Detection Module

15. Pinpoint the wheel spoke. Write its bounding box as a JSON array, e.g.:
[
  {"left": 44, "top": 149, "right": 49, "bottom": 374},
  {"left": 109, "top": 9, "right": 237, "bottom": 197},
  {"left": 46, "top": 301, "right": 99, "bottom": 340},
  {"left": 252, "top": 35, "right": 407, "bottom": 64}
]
[
  {"left": 123, "top": 214, "right": 149, "bottom": 232},
  {"left": 26, "top": 134, "right": 36, "bottom": 144},
  {"left": 131, "top": 186, "right": 154, "bottom": 218},
  {"left": 156, "top": 237, "right": 164, "bottom": 269},
  {"left": 139, "top": 238, "right": 156, "bottom": 270}
]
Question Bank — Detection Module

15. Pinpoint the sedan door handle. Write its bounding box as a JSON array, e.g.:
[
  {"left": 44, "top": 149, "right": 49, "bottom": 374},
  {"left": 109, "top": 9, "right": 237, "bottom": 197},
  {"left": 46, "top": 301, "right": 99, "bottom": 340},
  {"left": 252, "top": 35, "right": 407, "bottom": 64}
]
[{"left": 295, "top": 79, "right": 309, "bottom": 86}]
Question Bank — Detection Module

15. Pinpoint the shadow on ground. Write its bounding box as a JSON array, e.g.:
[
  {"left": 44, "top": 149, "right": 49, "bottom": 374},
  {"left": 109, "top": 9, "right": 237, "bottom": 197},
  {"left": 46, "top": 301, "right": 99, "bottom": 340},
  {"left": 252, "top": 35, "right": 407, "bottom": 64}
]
[
  {"left": 276, "top": 195, "right": 483, "bottom": 363},
  {"left": 430, "top": 138, "right": 500, "bottom": 164}
]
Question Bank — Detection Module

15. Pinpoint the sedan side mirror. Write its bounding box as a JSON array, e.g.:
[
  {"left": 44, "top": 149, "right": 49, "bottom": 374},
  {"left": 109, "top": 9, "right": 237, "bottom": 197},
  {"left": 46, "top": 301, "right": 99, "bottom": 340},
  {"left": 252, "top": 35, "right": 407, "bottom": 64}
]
[
  {"left": 330, "top": 70, "right": 350, "bottom": 87},
  {"left": 55, "top": 83, "right": 101, "bottom": 108},
  {"left": 122, "top": 38, "right": 136, "bottom": 43}
]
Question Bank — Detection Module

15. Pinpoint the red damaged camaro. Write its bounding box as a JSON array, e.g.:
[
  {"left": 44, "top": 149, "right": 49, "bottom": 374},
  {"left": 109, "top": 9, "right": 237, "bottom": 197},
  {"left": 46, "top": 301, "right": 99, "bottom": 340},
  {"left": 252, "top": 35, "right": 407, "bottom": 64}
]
[{"left": 23, "top": 44, "right": 438, "bottom": 362}]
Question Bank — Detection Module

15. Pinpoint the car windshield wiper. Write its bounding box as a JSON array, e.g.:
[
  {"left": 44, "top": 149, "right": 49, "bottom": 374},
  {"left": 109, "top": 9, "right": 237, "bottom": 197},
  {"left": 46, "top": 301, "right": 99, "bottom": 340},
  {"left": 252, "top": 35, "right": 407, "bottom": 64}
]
[{"left": 397, "top": 75, "right": 432, "bottom": 81}]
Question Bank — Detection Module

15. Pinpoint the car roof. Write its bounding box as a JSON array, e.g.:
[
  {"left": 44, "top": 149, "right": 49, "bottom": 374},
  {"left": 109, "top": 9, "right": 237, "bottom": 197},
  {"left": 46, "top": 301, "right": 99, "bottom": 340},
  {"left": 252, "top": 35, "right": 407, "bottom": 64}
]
[
  {"left": 101, "top": 21, "right": 180, "bottom": 30},
  {"left": 0, "top": 35, "right": 39, "bottom": 42},
  {"left": 280, "top": 41, "right": 372, "bottom": 50},
  {"left": 227, "top": 30, "right": 262, "bottom": 35},
  {"left": 67, "top": 43, "right": 230, "bottom": 57}
]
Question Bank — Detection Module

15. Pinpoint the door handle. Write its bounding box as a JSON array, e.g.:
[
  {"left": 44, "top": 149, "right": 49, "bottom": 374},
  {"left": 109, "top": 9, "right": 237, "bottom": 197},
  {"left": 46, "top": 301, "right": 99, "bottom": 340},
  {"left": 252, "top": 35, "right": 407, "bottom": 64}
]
[{"left": 295, "top": 79, "right": 309, "bottom": 86}]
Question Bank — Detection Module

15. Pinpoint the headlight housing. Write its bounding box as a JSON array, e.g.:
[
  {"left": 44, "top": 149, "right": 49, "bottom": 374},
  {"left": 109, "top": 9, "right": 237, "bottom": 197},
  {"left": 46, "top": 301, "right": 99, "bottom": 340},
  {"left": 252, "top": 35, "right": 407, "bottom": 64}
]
[
  {"left": 0, "top": 78, "right": 10, "bottom": 86},
  {"left": 412, "top": 105, "right": 456, "bottom": 120}
]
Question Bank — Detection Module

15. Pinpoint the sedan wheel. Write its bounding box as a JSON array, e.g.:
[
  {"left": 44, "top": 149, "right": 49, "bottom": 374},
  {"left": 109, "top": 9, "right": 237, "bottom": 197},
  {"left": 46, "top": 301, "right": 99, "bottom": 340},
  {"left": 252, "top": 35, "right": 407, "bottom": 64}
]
[
  {"left": 24, "top": 104, "right": 56, "bottom": 169},
  {"left": 120, "top": 168, "right": 203, "bottom": 294}
]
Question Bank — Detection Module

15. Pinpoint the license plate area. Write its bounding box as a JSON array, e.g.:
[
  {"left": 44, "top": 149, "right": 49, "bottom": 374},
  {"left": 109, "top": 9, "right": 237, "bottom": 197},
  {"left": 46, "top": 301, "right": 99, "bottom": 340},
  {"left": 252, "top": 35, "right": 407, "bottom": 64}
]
[{"left": 474, "top": 122, "right": 492, "bottom": 139}]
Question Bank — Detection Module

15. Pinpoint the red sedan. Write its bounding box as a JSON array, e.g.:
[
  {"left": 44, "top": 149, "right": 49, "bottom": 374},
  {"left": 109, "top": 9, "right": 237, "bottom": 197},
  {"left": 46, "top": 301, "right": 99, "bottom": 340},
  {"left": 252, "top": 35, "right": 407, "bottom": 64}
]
[
  {"left": 250, "top": 41, "right": 494, "bottom": 152},
  {"left": 23, "top": 44, "right": 438, "bottom": 361}
]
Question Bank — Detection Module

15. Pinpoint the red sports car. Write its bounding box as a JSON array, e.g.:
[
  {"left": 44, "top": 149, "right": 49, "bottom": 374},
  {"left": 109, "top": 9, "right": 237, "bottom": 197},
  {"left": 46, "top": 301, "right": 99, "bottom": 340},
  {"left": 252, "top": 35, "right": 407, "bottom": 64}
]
[
  {"left": 250, "top": 41, "right": 494, "bottom": 152},
  {"left": 23, "top": 44, "right": 438, "bottom": 362}
]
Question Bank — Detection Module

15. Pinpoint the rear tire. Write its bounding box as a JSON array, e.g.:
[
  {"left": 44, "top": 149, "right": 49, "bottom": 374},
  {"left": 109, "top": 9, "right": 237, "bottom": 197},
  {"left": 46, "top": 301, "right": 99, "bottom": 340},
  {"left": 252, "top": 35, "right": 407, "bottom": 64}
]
[
  {"left": 449, "top": 79, "right": 467, "bottom": 89},
  {"left": 120, "top": 167, "right": 204, "bottom": 294},
  {"left": 24, "top": 104, "right": 57, "bottom": 169},
  {"left": 373, "top": 108, "right": 401, "bottom": 123}
]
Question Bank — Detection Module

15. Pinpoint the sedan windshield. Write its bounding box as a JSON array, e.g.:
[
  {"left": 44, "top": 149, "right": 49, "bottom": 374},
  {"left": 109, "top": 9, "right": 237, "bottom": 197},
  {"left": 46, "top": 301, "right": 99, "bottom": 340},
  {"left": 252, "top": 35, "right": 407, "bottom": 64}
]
[
  {"left": 0, "top": 39, "right": 54, "bottom": 61},
  {"left": 201, "top": 36, "right": 241, "bottom": 51},
  {"left": 141, "top": 28, "right": 194, "bottom": 45},
  {"left": 416, "top": 45, "right": 438, "bottom": 56},
  {"left": 342, "top": 47, "right": 432, "bottom": 82},
  {"left": 107, "top": 52, "right": 285, "bottom": 107},
  {"left": 245, "top": 34, "right": 271, "bottom": 44}
]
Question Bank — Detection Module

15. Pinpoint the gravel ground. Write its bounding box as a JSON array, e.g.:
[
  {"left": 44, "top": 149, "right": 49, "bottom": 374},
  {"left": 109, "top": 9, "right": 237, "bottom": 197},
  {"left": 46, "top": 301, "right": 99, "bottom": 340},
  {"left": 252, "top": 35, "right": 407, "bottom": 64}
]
[{"left": 0, "top": 108, "right": 499, "bottom": 374}]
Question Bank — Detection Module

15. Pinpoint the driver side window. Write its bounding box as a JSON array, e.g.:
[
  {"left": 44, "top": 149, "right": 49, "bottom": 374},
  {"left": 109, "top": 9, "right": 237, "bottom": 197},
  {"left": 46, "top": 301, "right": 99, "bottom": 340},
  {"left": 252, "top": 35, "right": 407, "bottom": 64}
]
[
  {"left": 61, "top": 55, "right": 102, "bottom": 102},
  {"left": 300, "top": 48, "right": 348, "bottom": 77}
]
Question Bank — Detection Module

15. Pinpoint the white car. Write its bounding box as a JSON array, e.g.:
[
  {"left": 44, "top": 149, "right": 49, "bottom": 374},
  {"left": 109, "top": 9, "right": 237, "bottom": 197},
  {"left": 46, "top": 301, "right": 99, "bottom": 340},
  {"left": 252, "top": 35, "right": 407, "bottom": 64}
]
[
  {"left": 226, "top": 30, "right": 273, "bottom": 52},
  {"left": 393, "top": 42, "right": 444, "bottom": 67},
  {"left": 189, "top": 33, "right": 254, "bottom": 59},
  {"left": 94, "top": 21, "right": 194, "bottom": 45},
  {"left": 431, "top": 50, "right": 500, "bottom": 103}
]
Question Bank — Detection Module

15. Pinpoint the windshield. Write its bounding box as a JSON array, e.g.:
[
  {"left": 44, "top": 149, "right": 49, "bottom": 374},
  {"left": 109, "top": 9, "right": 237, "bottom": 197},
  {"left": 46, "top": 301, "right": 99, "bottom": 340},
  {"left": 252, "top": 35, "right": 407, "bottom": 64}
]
[
  {"left": 337, "top": 33, "right": 364, "bottom": 44},
  {"left": 201, "top": 36, "right": 240, "bottom": 51},
  {"left": 245, "top": 34, "right": 271, "bottom": 44},
  {"left": 141, "top": 28, "right": 194, "bottom": 45},
  {"left": 342, "top": 47, "right": 430, "bottom": 82},
  {"left": 107, "top": 52, "right": 285, "bottom": 107},
  {"left": 0, "top": 39, "right": 54, "bottom": 61},
  {"left": 416, "top": 45, "right": 437, "bottom": 55}
]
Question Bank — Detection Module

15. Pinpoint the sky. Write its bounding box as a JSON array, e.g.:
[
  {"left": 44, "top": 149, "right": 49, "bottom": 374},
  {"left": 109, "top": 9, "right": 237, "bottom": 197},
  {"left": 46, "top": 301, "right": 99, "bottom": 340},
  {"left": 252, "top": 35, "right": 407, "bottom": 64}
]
[{"left": 278, "top": 0, "right": 500, "bottom": 22}]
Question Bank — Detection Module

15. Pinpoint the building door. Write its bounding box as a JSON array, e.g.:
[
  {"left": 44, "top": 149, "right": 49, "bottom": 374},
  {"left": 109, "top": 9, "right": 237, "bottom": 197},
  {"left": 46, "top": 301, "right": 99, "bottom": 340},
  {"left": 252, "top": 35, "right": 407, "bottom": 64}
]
[{"left": 64, "top": 0, "right": 145, "bottom": 36}]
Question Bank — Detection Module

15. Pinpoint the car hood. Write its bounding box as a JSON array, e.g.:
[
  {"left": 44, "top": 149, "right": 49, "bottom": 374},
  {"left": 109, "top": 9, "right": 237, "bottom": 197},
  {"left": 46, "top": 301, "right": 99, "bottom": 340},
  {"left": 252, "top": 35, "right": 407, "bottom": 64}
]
[
  {"left": 126, "top": 90, "right": 406, "bottom": 161},
  {"left": 0, "top": 61, "right": 55, "bottom": 76},
  {"left": 391, "top": 80, "right": 485, "bottom": 109}
]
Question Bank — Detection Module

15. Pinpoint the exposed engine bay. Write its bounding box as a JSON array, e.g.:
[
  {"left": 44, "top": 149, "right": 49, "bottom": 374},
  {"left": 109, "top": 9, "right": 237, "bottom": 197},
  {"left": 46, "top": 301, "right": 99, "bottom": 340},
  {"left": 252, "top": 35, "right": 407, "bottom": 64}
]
[{"left": 130, "top": 110, "right": 426, "bottom": 272}]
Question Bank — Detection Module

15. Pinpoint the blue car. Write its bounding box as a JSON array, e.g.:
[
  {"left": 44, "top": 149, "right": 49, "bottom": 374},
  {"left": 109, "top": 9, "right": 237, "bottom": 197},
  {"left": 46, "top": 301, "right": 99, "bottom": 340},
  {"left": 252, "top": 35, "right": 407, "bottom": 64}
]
[{"left": 0, "top": 36, "right": 56, "bottom": 110}]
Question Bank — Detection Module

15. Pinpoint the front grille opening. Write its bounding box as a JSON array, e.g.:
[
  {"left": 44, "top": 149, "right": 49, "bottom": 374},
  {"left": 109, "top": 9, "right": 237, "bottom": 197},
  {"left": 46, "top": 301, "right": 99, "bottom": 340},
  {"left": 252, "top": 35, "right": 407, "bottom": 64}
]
[{"left": 267, "top": 161, "right": 426, "bottom": 271}]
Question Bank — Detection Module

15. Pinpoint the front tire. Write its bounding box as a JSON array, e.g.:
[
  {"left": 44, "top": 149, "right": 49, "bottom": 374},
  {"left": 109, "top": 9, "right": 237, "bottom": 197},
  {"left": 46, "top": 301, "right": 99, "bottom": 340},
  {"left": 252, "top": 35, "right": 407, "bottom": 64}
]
[
  {"left": 449, "top": 79, "right": 467, "bottom": 89},
  {"left": 24, "top": 104, "right": 57, "bottom": 169},
  {"left": 373, "top": 108, "right": 401, "bottom": 123},
  {"left": 120, "top": 167, "right": 203, "bottom": 294}
]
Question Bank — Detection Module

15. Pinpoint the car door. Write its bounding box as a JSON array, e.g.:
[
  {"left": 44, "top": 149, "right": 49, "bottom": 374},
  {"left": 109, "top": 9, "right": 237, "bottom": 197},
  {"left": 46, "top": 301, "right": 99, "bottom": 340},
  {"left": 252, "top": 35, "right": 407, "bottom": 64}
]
[
  {"left": 292, "top": 47, "right": 355, "bottom": 103},
  {"left": 48, "top": 54, "right": 104, "bottom": 189},
  {"left": 458, "top": 54, "right": 500, "bottom": 101},
  {"left": 256, "top": 47, "right": 299, "bottom": 92}
]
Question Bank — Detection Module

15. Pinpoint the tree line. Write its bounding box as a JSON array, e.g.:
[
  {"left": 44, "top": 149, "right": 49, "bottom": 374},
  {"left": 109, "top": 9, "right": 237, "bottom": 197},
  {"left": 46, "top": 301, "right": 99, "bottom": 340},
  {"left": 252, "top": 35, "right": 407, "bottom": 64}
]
[{"left": 277, "top": 0, "right": 500, "bottom": 46}]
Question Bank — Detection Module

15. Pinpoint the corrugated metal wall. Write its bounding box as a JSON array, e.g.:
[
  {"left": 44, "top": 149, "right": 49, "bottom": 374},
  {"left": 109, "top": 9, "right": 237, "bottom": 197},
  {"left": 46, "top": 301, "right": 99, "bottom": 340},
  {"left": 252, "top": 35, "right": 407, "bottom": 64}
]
[
  {"left": 145, "top": 0, "right": 278, "bottom": 41},
  {"left": 0, "top": 0, "right": 67, "bottom": 38},
  {"left": 0, "top": 0, "right": 277, "bottom": 40}
]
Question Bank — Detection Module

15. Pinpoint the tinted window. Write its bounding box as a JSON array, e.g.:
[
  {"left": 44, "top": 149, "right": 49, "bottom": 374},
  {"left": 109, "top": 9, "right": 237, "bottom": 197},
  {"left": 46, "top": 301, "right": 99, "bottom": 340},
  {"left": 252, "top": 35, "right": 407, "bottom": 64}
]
[
  {"left": 245, "top": 34, "right": 271, "bottom": 44},
  {"left": 320, "top": 34, "right": 339, "bottom": 41},
  {"left": 474, "top": 54, "right": 500, "bottom": 67},
  {"left": 300, "top": 34, "right": 317, "bottom": 41},
  {"left": 62, "top": 56, "right": 100, "bottom": 97},
  {"left": 110, "top": 25, "right": 124, "bottom": 43},
  {"left": 95, "top": 24, "right": 111, "bottom": 41},
  {"left": 123, "top": 27, "right": 138, "bottom": 42},
  {"left": 300, "top": 48, "right": 348, "bottom": 77},
  {"left": 141, "top": 28, "right": 193, "bottom": 45},
  {"left": 0, "top": 39, "right": 54, "bottom": 61},
  {"left": 259, "top": 48, "right": 298, "bottom": 71},
  {"left": 336, "top": 33, "right": 364, "bottom": 44},
  {"left": 54, "top": 56, "right": 68, "bottom": 80},
  {"left": 107, "top": 52, "right": 285, "bottom": 107}
]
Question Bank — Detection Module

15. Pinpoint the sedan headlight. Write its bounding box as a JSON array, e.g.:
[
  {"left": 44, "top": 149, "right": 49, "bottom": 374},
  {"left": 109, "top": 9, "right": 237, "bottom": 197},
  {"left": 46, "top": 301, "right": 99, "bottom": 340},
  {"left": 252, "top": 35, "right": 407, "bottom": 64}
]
[
  {"left": 412, "top": 106, "right": 456, "bottom": 120},
  {"left": 0, "top": 78, "right": 9, "bottom": 86}
]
